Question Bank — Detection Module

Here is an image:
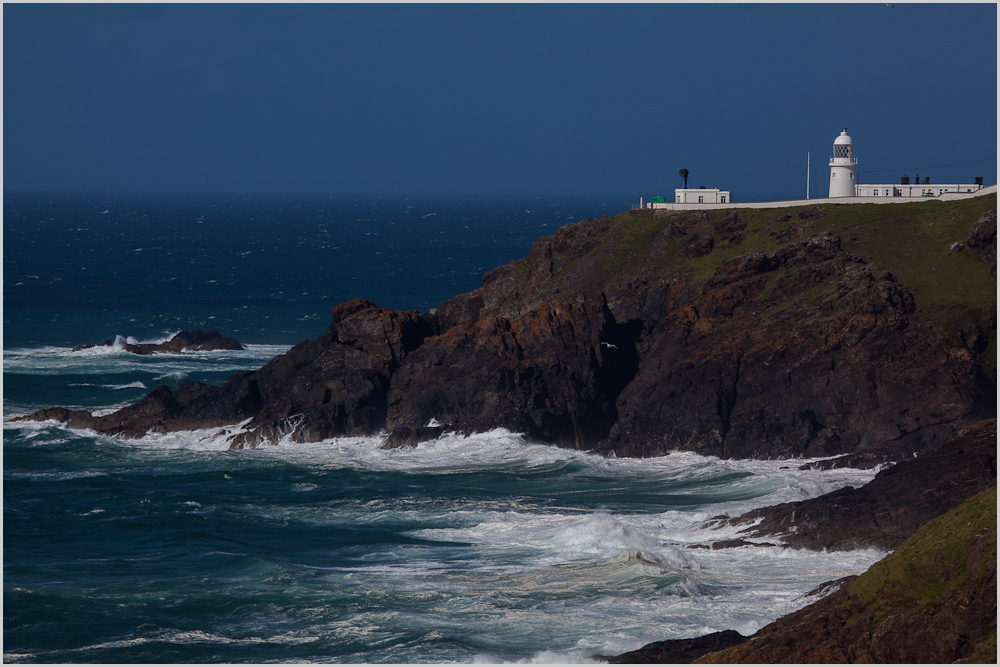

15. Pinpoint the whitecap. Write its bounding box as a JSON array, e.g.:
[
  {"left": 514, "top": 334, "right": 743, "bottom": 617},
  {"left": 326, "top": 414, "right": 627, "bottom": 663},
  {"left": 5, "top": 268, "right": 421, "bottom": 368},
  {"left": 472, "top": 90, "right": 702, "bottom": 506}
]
[{"left": 103, "top": 381, "right": 147, "bottom": 390}]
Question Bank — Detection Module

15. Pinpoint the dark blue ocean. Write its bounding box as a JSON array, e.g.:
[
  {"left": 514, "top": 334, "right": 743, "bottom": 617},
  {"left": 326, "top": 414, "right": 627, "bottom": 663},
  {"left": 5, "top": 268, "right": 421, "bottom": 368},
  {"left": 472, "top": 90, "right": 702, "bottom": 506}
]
[{"left": 3, "top": 193, "right": 883, "bottom": 663}]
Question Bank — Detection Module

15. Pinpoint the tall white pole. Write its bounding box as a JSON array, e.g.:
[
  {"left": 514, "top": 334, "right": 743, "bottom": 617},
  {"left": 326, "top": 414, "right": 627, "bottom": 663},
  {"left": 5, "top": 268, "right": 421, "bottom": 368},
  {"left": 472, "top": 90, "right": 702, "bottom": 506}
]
[{"left": 807, "top": 151, "right": 810, "bottom": 200}]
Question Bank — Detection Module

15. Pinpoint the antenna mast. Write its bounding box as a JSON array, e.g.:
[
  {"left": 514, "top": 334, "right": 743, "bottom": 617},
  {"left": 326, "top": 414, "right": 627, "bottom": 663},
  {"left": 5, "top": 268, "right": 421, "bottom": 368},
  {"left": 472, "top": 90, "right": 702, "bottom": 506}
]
[{"left": 807, "top": 152, "right": 810, "bottom": 200}]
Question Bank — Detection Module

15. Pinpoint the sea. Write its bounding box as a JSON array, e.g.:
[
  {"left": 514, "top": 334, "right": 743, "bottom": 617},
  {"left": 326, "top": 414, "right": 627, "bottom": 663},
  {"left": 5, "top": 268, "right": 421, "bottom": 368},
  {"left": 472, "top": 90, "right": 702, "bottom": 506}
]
[{"left": 3, "top": 192, "right": 885, "bottom": 663}]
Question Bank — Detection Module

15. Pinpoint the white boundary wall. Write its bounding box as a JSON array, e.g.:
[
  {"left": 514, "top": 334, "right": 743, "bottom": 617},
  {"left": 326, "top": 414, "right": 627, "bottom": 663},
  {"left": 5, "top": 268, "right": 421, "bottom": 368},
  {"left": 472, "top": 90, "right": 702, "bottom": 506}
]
[{"left": 644, "top": 184, "right": 996, "bottom": 211}]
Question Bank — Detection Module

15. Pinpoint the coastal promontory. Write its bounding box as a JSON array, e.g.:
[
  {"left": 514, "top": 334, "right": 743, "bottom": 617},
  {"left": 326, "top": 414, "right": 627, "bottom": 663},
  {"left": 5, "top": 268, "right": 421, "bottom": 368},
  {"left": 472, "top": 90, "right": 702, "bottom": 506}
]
[{"left": 24, "top": 195, "right": 996, "bottom": 464}]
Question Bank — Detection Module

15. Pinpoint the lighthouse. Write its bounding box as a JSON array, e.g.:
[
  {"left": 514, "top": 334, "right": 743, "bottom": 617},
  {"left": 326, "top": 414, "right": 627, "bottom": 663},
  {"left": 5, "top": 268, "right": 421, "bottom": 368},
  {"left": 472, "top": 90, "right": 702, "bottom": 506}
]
[{"left": 828, "top": 129, "right": 858, "bottom": 197}]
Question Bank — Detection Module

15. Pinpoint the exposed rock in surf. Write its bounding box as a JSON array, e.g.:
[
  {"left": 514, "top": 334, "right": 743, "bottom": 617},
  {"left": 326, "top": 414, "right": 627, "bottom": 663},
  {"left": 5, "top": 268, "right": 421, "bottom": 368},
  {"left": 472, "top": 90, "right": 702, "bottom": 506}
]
[
  {"left": 71, "top": 330, "right": 245, "bottom": 355},
  {"left": 14, "top": 197, "right": 996, "bottom": 667}
]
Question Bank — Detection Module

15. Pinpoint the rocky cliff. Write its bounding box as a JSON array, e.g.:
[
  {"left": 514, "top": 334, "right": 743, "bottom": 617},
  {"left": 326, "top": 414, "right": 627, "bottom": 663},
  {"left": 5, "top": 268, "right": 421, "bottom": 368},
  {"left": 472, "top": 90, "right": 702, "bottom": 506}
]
[
  {"left": 23, "top": 196, "right": 996, "bottom": 462},
  {"left": 601, "top": 418, "right": 997, "bottom": 663}
]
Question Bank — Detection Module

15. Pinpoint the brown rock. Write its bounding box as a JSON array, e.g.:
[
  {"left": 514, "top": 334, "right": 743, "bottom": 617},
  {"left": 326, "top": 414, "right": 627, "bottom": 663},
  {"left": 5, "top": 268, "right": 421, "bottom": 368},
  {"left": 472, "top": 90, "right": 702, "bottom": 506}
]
[
  {"left": 18, "top": 202, "right": 995, "bottom": 463},
  {"left": 597, "top": 233, "right": 979, "bottom": 460},
  {"left": 386, "top": 300, "right": 637, "bottom": 449}
]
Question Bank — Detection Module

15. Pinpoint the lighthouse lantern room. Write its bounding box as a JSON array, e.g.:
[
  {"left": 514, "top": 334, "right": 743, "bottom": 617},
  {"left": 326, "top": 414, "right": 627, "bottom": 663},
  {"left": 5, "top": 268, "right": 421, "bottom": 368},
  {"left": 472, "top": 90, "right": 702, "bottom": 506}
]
[{"left": 828, "top": 129, "right": 858, "bottom": 197}]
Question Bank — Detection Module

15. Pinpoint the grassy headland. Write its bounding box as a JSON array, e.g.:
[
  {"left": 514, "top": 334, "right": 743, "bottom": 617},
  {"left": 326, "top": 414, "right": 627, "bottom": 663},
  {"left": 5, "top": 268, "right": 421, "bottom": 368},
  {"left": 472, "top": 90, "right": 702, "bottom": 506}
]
[{"left": 529, "top": 194, "right": 996, "bottom": 379}]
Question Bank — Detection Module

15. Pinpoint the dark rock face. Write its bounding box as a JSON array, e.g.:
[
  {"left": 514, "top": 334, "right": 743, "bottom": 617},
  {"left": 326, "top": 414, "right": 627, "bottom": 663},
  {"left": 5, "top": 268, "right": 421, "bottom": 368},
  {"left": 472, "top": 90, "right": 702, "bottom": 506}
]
[
  {"left": 387, "top": 300, "right": 637, "bottom": 449},
  {"left": 230, "top": 299, "right": 437, "bottom": 447},
  {"left": 598, "top": 233, "right": 981, "bottom": 460},
  {"left": 598, "top": 629, "right": 746, "bottom": 664},
  {"left": 20, "top": 380, "right": 250, "bottom": 438},
  {"left": 718, "top": 418, "right": 997, "bottom": 551},
  {"left": 71, "top": 330, "right": 244, "bottom": 355}
]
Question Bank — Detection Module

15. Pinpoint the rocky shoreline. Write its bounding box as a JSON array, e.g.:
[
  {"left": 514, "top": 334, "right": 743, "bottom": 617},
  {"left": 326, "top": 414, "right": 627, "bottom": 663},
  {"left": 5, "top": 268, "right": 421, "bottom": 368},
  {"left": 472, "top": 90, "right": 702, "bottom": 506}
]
[
  {"left": 598, "top": 420, "right": 996, "bottom": 663},
  {"left": 603, "top": 484, "right": 996, "bottom": 664},
  {"left": 17, "top": 196, "right": 997, "bottom": 661}
]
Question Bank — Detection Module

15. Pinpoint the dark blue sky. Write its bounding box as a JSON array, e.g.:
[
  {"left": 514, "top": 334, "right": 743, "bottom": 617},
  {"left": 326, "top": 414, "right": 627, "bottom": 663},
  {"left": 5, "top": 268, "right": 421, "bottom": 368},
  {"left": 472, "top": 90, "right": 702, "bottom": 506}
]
[{"left": 4, "top": 3, "right": 997, "bottom": 199}]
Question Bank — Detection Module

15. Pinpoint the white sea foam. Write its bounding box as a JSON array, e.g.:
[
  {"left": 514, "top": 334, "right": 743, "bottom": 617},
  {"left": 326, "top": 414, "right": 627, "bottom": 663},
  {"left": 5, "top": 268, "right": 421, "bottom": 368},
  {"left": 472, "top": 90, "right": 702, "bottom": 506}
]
[
  {"left": 6, "top": 374, "right": 887, "bottom": 663},
  {"left": 104, "top": 381, "right": 148, "bottom": 390},
  {"left": 100, "top": 423, "right": 877, "bottom": 511},
  {"left": 3, "top": 342, "right": 289, "bottom": 378}
]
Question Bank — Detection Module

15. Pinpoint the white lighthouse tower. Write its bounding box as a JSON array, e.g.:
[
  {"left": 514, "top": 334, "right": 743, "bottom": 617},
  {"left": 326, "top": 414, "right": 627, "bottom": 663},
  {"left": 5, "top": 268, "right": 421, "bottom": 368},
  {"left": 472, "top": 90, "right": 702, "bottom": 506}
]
[{"left": 828, "top": 129, "right": 858, "bottom": 197}]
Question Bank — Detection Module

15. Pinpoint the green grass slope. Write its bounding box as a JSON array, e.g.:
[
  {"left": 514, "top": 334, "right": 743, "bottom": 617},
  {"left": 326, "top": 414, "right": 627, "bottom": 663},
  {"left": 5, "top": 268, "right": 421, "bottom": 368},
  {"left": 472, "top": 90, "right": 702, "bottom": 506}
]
[{"left": 845, "top": 485, "right": 997, "bottom": 662}]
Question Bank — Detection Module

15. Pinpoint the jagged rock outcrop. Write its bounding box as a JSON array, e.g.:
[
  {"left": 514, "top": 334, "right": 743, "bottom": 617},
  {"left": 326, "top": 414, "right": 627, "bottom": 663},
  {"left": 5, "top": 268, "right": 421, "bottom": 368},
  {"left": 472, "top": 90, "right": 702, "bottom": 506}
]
[
  {"left": 387, "top": 300, "right": 637, "bottom": 449},
  {"left": 599, "top": 235, "right": 954, "bottom": 459},
  {"left": 22, "top": 380, "right": 248, "bottom": 438},
  {"left": 71, "top": 330, "right": 245, "bottom": 354},
  {"left": 229, "top": 298, "right": 437, "bottom": 447}
]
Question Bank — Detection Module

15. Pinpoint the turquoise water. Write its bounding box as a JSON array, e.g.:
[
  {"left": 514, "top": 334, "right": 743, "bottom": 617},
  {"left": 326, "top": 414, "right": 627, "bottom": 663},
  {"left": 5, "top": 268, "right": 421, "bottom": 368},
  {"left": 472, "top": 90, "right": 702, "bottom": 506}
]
[{"left": 3, "top": 194, "right": 883, "bottom": 662}]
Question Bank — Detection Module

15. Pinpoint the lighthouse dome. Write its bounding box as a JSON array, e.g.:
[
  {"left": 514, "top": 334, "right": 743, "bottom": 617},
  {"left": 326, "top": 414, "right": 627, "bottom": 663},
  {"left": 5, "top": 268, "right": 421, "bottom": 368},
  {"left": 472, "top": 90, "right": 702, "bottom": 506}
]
[{"left": 833, "top": 129, "right": 853, "bottom": 145}]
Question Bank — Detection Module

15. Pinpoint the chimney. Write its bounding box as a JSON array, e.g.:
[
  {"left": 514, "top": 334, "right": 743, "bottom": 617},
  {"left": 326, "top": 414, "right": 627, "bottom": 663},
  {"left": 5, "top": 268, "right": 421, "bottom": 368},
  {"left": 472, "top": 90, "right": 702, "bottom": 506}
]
[
  {"left": 901, "top": 174, "right": 910, "bottom": 185},
  {"left": 975, "top": 177, "right": 984, "bottom": 186}
]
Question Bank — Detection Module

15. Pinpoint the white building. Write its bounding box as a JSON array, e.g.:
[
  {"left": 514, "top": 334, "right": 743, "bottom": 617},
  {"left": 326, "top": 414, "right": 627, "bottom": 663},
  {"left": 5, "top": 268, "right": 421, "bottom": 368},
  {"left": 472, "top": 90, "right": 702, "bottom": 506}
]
[
  {"left": 828, "top": 128, "right": 985, "bottom": 198},
  {"left": 828, "top": 129, "right": 858, "bottom": 197},
  {"left": 856, "top": 182, "right": 986, "bottom": 197},
  {"left": 674, "top": 187, "right": 732, "bottom": 204}
]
